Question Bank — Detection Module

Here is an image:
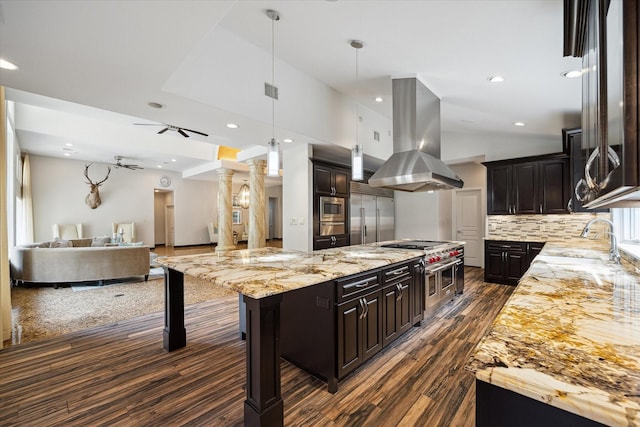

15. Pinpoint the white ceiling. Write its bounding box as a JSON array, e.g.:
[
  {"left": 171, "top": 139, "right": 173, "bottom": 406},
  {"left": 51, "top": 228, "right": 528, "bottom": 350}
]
[{"left": 0, "top": 0, "right": 582, "bottom": 181}]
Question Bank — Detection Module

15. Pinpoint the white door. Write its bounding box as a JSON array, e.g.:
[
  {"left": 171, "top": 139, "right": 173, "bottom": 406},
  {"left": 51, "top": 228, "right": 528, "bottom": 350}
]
[
  {"left": 453, "top": 189, "right": 483, "bottom": 267},
  {"left": 165, "top": 205, "right": 175, "bottom": 247}
]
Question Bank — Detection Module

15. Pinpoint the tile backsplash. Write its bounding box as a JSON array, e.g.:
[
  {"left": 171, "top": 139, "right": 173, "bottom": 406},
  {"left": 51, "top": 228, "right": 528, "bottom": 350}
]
[{"left": 487, "top": 212, "right": 612, "bottom": 242}]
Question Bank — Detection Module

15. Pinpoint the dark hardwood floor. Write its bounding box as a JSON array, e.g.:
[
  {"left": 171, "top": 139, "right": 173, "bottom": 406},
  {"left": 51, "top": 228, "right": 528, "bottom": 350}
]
[{"left": 0, "top": 267, "right": 513, "bottom": 426}]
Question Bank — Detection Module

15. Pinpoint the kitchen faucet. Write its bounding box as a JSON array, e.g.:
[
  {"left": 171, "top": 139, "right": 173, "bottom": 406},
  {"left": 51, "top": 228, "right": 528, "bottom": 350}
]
[{"left": 579, "top": 218, "right": 621, "bottom": 264}]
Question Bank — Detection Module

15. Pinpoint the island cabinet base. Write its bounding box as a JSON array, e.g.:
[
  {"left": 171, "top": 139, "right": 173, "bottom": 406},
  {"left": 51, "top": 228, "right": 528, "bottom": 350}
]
[{"left": 476, "top": 380, "right": 605, "bottom": 427}]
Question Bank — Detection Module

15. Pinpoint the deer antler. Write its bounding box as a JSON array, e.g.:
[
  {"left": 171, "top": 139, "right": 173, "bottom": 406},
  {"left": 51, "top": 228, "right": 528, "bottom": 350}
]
[{"left": 84, "top": 163, "right": 111, "bottom": 186}]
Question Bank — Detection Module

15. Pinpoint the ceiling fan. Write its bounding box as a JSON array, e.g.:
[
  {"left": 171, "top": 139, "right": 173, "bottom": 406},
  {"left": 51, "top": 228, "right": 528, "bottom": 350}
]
[
  {"left": 134, "top": 123, "right": 209, "bottom": 138},
  {"left": 111, "top": 156, "right": 143, "bottom": 170}
]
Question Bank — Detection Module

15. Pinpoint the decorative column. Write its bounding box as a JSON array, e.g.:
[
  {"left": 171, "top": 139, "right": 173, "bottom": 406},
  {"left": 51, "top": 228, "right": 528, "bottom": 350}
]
[
  {"left": 216, "top": 168, "right": 236, "bottom": 252},
  {"left": 248, "top": 159, "right": 267, "bottom": 249}
]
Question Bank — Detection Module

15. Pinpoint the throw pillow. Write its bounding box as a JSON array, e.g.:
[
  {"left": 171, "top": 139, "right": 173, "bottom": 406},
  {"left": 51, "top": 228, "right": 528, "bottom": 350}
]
[
  {"left": 50, "top": 238, "right": 72, "bottom": 248},
  {"left": 91, "top": 236, "right": 111, "bottom": 247}
]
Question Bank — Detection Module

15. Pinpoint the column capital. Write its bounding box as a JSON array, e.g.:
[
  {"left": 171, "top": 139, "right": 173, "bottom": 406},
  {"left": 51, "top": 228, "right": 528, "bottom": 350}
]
[
  {"left": 247, "top": 159, "right": 267, "bottom": 176},
  {"left": 217, "top": 168, "right": 235, "bottom": 180}
]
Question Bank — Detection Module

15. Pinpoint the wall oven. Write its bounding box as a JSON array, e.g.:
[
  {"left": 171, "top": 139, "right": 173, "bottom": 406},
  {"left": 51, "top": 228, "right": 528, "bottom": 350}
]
[{"left": 320, "top": 196, "right": 345, "bottom": 222}]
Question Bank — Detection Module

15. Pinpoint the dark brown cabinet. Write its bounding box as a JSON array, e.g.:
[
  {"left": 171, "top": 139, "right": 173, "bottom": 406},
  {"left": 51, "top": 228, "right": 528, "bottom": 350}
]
[
  {"left": 485, "top": 240, "right": 544, "bottom": 285},
  {"left": 485, "top": 155, "right": 571, "bottom": 215},
  {"left": 280, "top": 257, "right": 423, "bottom": 393},
  {"left": 314, "top": 235, "right": 349, "bottom": 250},
  {"left": 410, "top": 259, "right": 425, "bottom": 325},
  {"left": 314, "top": 163, "right": 349, "bottom": 197}
]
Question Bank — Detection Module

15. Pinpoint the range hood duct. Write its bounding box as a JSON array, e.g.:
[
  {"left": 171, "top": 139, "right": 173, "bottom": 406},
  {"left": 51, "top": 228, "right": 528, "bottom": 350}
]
[{"left": 369, "top": 77, "right": 464, "bottom": 192}]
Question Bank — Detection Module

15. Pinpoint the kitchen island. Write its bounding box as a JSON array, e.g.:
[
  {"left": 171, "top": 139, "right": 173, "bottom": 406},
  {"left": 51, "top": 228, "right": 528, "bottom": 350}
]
[
  {"left": 467, "top": 240, "right": 640, "bottom": 426},
  {"left": 156, "top": 244, "right": 424, "bottom": 427}
]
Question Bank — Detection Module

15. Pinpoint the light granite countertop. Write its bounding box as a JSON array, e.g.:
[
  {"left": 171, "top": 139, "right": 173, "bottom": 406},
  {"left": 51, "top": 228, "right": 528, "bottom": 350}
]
[
  {"left": 467, "top": 240, "right": 640, "bottom": 426},
  {"left": 156, "top": 245, "right": 425, "bottom": 299}
]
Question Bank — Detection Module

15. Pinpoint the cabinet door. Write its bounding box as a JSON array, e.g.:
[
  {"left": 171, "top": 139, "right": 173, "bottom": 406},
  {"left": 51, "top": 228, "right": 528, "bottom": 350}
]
[
  {"left": 382, "top": 285, "right": 399, "bottom": 347},
  {"left": 505, "top": 251, "right": 528, "bottom": 284},
  {"left": 539, "top": 158, "right": 570, "bottom": 214},
  {"left": 397, "top": 278, "right": 412, "bottom": 336},
  {"left": 314, "top": 165, "right": 333, "bottom": 195},
  {"left": 487, "top": 165, "right": 511, "bottom": 215},
  {"left": 513, "top": 162, "right": 538, "bottom": 214},
  {"left": 314, "top": 237, "right": 332, "bottom": 250},
  {"left": 411, "top": 261, "right": 424, "bottom": 325},
  {"left": 362, "top": 291, "right": 383, "bottom": 362},
  {"left": 484, "top": 248, "right": 505, "bottom": 283},
  {"left": 337, "top": 298, "right": 363, "bottom": 378},
  {"left": 527, "top": 242, "right": 545, "bottom": 265},
  {"left": 333, "top": 168, "right": 349, "bottom": 197}
]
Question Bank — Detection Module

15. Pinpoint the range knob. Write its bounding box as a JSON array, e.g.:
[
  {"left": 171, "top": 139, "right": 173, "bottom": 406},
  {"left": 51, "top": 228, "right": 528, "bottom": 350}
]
[
  {"left": 436, "top": 256, "right": 441, "bottom": 261},
  {"left": 429, "top": 257, "right": 436, "bottom": 263}
]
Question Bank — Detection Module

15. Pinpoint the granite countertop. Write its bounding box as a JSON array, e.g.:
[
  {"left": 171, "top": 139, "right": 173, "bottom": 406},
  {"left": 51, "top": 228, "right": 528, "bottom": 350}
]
[
  {"left": 156, "top": 245, "right": 425, "bottom": 299},
  {"left": 467, "top": 240, "right": 640, "bottom": 426}
]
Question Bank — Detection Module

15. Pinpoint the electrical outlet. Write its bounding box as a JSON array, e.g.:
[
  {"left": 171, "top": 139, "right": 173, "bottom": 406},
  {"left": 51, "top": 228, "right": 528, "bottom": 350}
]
[
  {"left": 298, "top": 216, "right": 305, "bottom": 225},
  {"left": 291, "top": 217, "right": 297, "bottom": 225}
]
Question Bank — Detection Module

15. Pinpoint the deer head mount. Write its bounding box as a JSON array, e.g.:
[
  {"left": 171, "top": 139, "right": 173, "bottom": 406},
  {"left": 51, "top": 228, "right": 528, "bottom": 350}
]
[{"left": 84, "top": 163, "right": 111, "bottom": 209}]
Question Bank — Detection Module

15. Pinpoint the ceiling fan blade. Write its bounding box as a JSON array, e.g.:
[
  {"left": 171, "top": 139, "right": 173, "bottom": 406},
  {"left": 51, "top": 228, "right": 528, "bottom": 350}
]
[
  {"left": 182, "top": 128, "right": 209, "bottom": 137},
  {"left": 125, "top": 165, "right": 143, "bottom": 170},
  {"left": 158, "top": 127, "right": 169, "bottom": 134},
  {"left": 178, "top": 129, "right": 189, "bottom": 138}
]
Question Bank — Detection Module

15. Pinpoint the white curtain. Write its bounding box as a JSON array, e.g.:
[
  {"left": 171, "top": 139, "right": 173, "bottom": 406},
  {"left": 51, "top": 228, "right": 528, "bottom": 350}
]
[{"left": 21, "top": 154, "right": 34, "bottom": 243}]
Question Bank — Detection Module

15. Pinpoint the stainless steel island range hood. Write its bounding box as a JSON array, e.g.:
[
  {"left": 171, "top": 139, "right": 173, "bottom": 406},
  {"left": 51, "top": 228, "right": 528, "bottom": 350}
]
[{"left": 369, "top": 77, "right": 464, "bottom": 192}]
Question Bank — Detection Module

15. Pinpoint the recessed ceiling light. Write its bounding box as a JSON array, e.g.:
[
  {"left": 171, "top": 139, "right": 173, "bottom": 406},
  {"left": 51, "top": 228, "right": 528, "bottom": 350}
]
[
  {"left": 63, "top": 153, "right": 71, "bottom": 157},
  {"left": 147, "top": 101, "right": 164, "bottom": 109},
  {"left": 65, "top": 143, "right": 73, "bottom": 147},
  {"left": 171, "top": 158, "right": 177, "bottom": 162},
  {"left": 562, "top": 70, "right": 582, "bottom": 78},
  {"left": 226, "top": 123, "right": 239, "bottom": 129},
  {"left": 375, "top": 97, "right": 383, "bottom": 103},
  {"left": 0, "top": 58, "right": 19, "bottom": 70},
  {"left": 489, "top": 76, "right": 504, "bottom": 83},
  {"left": 283, "top": 138, "right": 294, "bottom": 143},
  {"left": 157, "top": 165, "right": 163, "bottom": 168},
  {"left": 513, "top": 122, "right": 526, "bottom": 127}
]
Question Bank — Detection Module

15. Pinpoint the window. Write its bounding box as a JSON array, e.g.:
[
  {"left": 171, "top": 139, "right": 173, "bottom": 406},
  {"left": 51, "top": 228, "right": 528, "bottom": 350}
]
[{"left": 612, "top": 208, "right": 640, "bottom": 244}]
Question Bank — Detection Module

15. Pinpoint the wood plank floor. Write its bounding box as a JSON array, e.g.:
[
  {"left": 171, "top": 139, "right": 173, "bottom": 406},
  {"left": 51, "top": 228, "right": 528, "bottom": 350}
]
[{"left": 0, "top": 267, "right": 513, "bottom": 426}]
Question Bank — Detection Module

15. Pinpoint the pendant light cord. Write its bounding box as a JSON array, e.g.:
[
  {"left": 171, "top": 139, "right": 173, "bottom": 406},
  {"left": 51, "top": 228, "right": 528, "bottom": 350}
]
[{"left": 272, "top": 14, "right": 276, "bottom": 141}]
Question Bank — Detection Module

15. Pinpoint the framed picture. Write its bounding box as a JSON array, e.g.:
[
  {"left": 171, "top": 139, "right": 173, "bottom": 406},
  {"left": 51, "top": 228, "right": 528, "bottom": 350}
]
[
  {"left": 232, "top": 193, "right": 240, "bottom": 207},
  {"left": 232, "top": 209, "right": 242, "bottom": 225}
]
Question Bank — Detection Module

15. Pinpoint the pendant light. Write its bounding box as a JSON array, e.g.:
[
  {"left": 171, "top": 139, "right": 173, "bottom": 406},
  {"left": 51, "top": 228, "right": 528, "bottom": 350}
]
[
  {"left": 351, "top": 40, "right": 364, "bottom": 181},
  {"left": 237, "top": 179, "right": 250, "bottom": 209},
  {"left": 266, "top": 9, "right": 280, "bottom": 177}
]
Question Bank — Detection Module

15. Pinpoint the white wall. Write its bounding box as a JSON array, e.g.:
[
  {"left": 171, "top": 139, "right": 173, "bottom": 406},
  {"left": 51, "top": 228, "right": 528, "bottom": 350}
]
[{"left": 282, "top": 142, "right": 312, "bottom": 251}]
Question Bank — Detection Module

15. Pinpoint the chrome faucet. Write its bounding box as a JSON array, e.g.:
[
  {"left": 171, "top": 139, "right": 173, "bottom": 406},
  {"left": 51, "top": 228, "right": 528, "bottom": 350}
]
[{"left": 580, "top": 218, "right": 621, "bottom": 264}]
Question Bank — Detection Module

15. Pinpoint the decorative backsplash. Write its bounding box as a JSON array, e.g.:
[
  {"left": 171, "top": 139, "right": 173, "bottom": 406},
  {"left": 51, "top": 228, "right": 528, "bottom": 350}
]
[{"left": 487, "top": 212, "right": 612, "bottom": 242}]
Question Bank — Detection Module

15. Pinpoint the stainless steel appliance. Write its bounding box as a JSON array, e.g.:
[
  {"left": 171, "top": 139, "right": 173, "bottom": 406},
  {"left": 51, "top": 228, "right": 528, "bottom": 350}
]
[
  {"left": 350, "top": 182, "right": 394, "bottom": 245},
  {"left": 381, "top": 240, "right": 464, "bottom": 318},
  {"left": 320, "top": 196, "right": 345, "bottom": 222}
]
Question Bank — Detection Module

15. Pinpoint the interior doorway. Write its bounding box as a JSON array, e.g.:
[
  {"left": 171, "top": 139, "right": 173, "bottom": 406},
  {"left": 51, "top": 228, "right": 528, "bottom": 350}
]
[
  {"left": 452, "top": 188, "right": 483, "bottom": 267},
  {"left": 268, "top": 197, "right": 277, "bottom": 240},
  {"left": 154, "top": 190, "right": 175, "bottom": 247}
]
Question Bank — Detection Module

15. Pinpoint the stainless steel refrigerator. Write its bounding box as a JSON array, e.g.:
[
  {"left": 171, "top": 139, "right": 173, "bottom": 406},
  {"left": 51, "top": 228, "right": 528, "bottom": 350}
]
[{"left": 350, "top": 183, "right": 395, "bottom": 245}]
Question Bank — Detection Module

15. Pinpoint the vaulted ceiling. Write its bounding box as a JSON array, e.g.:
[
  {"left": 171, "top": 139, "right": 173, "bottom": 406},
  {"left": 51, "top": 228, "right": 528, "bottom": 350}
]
[{"left": 0, "top": 0, "right": 582, "bottom": 180}]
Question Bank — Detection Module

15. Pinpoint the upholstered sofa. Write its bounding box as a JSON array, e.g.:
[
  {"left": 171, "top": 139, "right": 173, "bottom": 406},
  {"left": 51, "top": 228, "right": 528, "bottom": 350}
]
[{"left": 10, "top": 240, "right": 151, "bottom": 286}]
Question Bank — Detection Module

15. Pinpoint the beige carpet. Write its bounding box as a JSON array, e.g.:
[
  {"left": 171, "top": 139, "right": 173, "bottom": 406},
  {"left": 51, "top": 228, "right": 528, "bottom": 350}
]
[{"left": 7, "top": 276, "right": 235, "bottom": 347}]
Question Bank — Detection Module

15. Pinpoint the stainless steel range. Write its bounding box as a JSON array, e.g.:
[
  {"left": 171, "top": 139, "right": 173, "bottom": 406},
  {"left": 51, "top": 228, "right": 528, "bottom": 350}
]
[{"left": 381, "top": 240, "right": 464, "bottom": 318}]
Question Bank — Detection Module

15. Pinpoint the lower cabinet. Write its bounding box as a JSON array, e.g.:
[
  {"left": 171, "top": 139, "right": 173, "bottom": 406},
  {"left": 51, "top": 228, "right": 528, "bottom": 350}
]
[
  {"left": 485, "top": 240, "right": 545, "bottom": 285},
  {"left": 280, "top": 257, "right": 423, "bottom": 393},
  {"left": 314, "top": 235, "right": 349, "bottom": 250}
]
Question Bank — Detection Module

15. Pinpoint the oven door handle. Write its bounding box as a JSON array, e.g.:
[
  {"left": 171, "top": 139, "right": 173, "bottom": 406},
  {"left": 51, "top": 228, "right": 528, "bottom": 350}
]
[{"left": 425, "top": 260, "right": 458, "bottom": 274}]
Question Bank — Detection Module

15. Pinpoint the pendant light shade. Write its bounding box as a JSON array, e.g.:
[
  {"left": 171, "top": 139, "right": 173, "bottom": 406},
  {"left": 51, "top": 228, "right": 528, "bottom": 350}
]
[
  {"left": 352, "top": 144, "right": 363, "bottom": 181},
  {"left": 237, "top": 181, "right": 250, "bottom": 209},
  {"left": 351, "top": 40, "right": 364, "bottom": 181},
  {"left": 267, "top": 138, "right": 279, "bottom": 177},
  {"left": 266, "top": 10, "right": 280, "bottom": 177}
]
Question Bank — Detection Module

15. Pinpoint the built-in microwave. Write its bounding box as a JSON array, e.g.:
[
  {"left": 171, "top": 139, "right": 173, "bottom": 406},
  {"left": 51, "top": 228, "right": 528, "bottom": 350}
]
[{"left": 319, "top": 196, "right": 345, "bottom": 222}]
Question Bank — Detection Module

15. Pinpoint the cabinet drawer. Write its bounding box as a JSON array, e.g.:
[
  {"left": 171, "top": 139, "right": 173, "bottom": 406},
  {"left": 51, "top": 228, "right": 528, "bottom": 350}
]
[
  {"left": 486, "top": 241, "right": 527, "bottom": 252},
  {"left": 337, "top": 273, "right": 380, "bottom": 303},
  {"left": 382, "top": 263, "right": 411, "bottom": 285}
]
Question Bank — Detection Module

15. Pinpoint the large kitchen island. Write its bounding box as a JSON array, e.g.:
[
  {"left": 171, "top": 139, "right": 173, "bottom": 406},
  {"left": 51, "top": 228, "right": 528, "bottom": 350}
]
[
  {"left": 467, "top": 240, "right": 640, "bottom": 426},
  {"left": 156, "top": 244, "right": 425, "bottom": 427}
]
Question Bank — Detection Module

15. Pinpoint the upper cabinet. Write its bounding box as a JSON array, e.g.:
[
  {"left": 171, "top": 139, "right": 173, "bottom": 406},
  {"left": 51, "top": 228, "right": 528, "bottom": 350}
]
[
  {"left": 564, "top": 0, "right": 640, "bottom": 208},
  {"left": 485, "top": 154, "right": 571, "bottom": 215},
  {"left": 314, "top": 164, "right": 349, "bottom": 197}
]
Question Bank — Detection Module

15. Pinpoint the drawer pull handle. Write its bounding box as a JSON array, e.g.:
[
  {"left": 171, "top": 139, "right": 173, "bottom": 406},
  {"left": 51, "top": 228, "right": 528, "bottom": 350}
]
[{"left": 343, "top": 277, "right": 376, "bottom": 290}]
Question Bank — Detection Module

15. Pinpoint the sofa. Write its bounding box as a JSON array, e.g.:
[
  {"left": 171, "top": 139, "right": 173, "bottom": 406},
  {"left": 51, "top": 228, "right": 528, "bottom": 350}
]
[{"left": 10, "top": 239, "right": 151, "bottom": 286}]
